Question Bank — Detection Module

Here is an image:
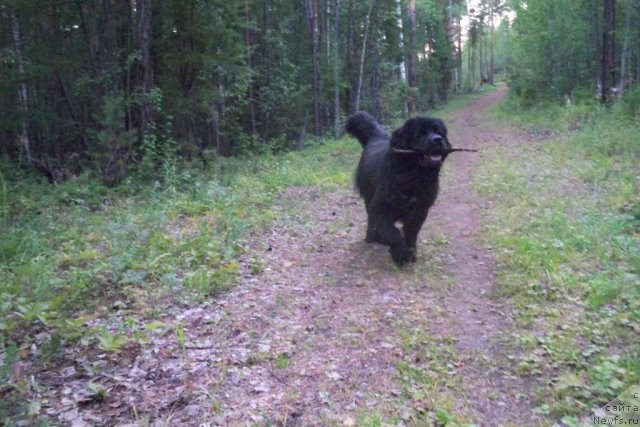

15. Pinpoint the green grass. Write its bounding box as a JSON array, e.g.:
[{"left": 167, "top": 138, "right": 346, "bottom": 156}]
[
  {"left": 3, "top": 88, "right": 637, "bottom": 424},
  {"left": 0, "top": 138, "right": 359, "bottom": 421},
  {"left": 477, "top": 99, "right": 640, "bottom": 423},
  {"left": 0, "top": 139, "right": 358, "bottom": 348},
  {"left": 0, "top": 91, "right": 487, "bottom": 423}
]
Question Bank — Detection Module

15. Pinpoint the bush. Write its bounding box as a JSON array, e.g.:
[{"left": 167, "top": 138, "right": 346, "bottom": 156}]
[{"left": 617, "top": 84, "right": 640, "bottom": 119}]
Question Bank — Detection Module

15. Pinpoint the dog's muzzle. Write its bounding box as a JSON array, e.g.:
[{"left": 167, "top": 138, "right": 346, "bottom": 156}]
[
  {"left": 419, "top": 134, "right": 446, "bottom": 166},
  {"left": 419, "top": 153, "right": 443, "bottom": 167},
  {"left": 391, "top": 133, "right": 448, "bottom": 167}
]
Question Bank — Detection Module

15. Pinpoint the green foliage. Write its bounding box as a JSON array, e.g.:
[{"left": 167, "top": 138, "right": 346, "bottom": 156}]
[
  {"left": 509, "top": 0, "right": 597, "bottom": 102},
  {"left": 0, "top": 138, "right": 358, "bottom": 350},
  {"left": 0, "top": 0, "right": 461, "bottom": 181},
  {"left": 415, "top": 0, "right": 455, "bottom": 107},
  {"left": 479, "top": 100, "right": 639, "bottom": 420},
  {"left": 508, "top": 0, "right": 640, "bottom": 104},
  {"left": 616, "top": 84, "right": 640, "bottom": 118},
  {"left": 274, "top": 353, "right": 291, "bottom": 369},
  {"left": 96, "top": 331, "right": 129, "bottom": 353},
  {"left": 93, "top": 93, "right": 137, "bottom": 185}
]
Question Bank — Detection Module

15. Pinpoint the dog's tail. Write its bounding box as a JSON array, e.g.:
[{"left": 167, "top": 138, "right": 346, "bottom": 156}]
[{"left": 345, "top": 112, "right": 388, "bottom": 147}]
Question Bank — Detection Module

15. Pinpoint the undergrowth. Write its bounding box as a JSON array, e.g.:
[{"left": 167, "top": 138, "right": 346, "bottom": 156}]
[
  {"left": 478, "top": 98, "right": 639, "bottom": 424},
  {"left": 0, "top": 89, "right": 495, "bottom": 422},
  {"left": 0, "top": 139, "right": 357, "bottom": 360}
]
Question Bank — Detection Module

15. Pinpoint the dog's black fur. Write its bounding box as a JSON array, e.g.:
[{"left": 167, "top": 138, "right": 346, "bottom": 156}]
[{"left": 346, "top": 111, "right": 451, "bottom": 266}]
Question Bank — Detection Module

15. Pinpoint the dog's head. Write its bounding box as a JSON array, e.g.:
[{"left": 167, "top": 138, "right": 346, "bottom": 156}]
[{"left": 390, "top": 116, "right": 451, "bottom": 167}]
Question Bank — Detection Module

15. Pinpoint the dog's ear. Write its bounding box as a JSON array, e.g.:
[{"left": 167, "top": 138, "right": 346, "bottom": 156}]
[{"left": 390, "top": 122, "right": 410, "bottom": 150}]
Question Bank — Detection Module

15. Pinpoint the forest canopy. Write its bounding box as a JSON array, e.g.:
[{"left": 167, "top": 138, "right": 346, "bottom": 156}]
[{"left": 1, "top": 0, "right": 638, "bottom": 185}]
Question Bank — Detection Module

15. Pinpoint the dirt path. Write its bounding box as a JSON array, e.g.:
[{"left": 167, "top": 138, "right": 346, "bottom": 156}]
[{"left": 43, "top": 87, "right": 539, "bottom": 426}]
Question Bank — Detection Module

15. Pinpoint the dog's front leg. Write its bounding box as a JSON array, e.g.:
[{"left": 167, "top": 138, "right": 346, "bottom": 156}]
[
  {"left": 402, "top": 210, "right": 428, "bottom": 262},
  {"left": 369, "top": 209, "right": 412, "bottom": 266}
]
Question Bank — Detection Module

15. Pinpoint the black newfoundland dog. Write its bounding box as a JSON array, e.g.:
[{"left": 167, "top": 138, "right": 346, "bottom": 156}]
[{"left": 346, "top": 111, "right": 451, "bottom": 266}]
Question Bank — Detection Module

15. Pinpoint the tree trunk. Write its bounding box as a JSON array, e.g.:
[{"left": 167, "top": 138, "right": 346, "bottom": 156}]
[
  {"left": 245, "top": 1, "right": 257, "bottom": 139},
  {"left": 478, "top": 23, "right": 485, "bottom": 83},
  {"left": 396, "top": 0, "right": 409, "bottom": 114},
  {"left": 305, "top": 0, "right": 322, "bottom": 136},
  {"left": 456, "top": 14, "right": 462, "bottom": 92},
  {"left": 57, "top": 72, "right": 89, "bottom": 150},
  {"left": 137, "top": 0, "right": 153, "bottom": 134},
  {"left": 469, "top": 28, "right": 475, "bottom": 88},
  {"left": 215, "top": 84, "right": 229, "bottom": 156},
  {"left": 10, "top": 10, "right": 32, "bottom": 166},
  {"left": 406, "top": 0, "right": 418, "bottom": 113},
  {"left": 334, "top": 0, "right": 342, "bottom": 138},
  {"left": 346, "top": 0, "right": 354, "bottom": 110},
  {"left": 617, "top": 0, "right": 633, "bottom": 97},
  {"left": 601, "top": 0, "right": 615, "bottom": 104},
  {"left": 355, "top": 0, "right": 376, "bottom": 112},
  {"left": 489, "top": 1, "right": 495, "bottom": 84},
  {"left": 260, "top": 0, "right": 269, "bottom": 134},
  {"left": 447, "top": 0, "right": 457, "bottom": 93}
]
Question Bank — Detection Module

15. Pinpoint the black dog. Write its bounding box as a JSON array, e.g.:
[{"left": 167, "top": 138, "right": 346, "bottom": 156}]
[{"left": 346, "top": 112, "right": 451, "bottom": 266}]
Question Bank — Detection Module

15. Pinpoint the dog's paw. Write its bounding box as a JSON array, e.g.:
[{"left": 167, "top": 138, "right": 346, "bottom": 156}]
[
  {"left": 365, "top": 232, "right": 383, "bottom": 244},
  {"left": 390, "top": 245, "right": 413, "bottom": 266}
]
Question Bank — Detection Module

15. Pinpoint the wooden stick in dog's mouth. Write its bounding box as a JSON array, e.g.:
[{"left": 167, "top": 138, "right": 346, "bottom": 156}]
[
  {"left": 391, "top": 147, "right": 478, "bottom": 154},
  {"left": 446, "top": 148, "right": 478, "bottom": 153}
]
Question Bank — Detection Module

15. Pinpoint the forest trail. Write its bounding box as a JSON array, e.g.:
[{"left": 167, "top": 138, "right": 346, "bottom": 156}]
[{"left": 43, "top": 86, "right": 540, "bottom": 426}]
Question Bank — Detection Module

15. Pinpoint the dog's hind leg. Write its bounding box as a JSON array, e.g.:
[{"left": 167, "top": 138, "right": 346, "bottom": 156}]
[{"left": 363, "top": 199, "right": 384, "bottom": 243}]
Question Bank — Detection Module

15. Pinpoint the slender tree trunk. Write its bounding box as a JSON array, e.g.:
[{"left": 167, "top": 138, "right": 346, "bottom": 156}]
[
  {"left": 118, "top": 0, "right": 134, "bottom": 134},
  {"left": 334, "top": 0, "right": 342, "bottom": 138},
  {"left": 456, "top": 14, "right": 462, "bottom": 92},
  {"left": 469, "top": 30, "right": 475, "bottom": 88},
  {"left": 305, "top": 0, "right": 322, "bottom": 136},
  {"left": 10, "top": 10, "right": 32, "bottom": 166},
  {"left": 57, "top": 72, "right": 89, "bottom": 150},
  {"left": 601, "top": 0, "right": 615, "bottom": 104},
  {"left": 489, "top": 1, "right": 495, "bottom": 84},
  {"left": 260, "top": 0, "right": 269, "bottom": 134},
  {"left": 355, "top": 0, "right": 376, "bottom": 112},
  {"left": 447, "top": 0, "right": 457, "bottom": 93},
  {"left": 245, "top": 1, "right": 257, "bottom": 138},
  {"left": 215, "top": 84, "right": 229, "bottom": 156},
  {"left": 406, "top": 0, "right": 417, "bottom": 113},
  {"left": 396, "top": 0, "right": 407, "bottom": 83},
  {"left": 396, "top": 0, "right": 409, "bottom": 114},
  {"left": 504, "top": 16, "right": 510, "bottom": 76},
  {"left": 617, "top": 0, "right": 633, "bottom": 97},
  {"left": 346, "top": 0, "right": 354, "bottom": 110},
  {"left": 371, "top": 26, "right": 383, "bottom": 118},
  {"left": 636, "top": 29, "right": 640, "bottom": 84},
  {"left": 478, "top": 23, "right": 485, "bottom": 83},
  {"left": 137, "top": 0, "right": 153, "bottom": 135}
]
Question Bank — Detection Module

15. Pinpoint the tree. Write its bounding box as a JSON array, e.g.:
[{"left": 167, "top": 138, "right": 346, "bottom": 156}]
[
  {"left": 355, "top": 0, "right": 377, "bottom": 112},
  {"left": 305, "top": 0, "right": 323, "bottom": 136},
  {"left": 601, "top": 0, "right": 616, "bottom": 104},
  {"left": 334, "top": 0, "right": 342, "bottom": 137},
  {"left": 137, "top": 0, "right": 154, "bottom": 137},
  {"left": 406, "top": 0, "right": 418, "bottom": 113},
  {"left": 9, "top": 8, "right": 31, "bottom": 166},
  {"left": 507, "top": 0, "right": 640, "bottom": 105},
  {"left": 617, "top": 0, "right": 634, "bottom": 97},
  {"left": 0, "top": 0, "right": 465, "bottom": 183}
]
